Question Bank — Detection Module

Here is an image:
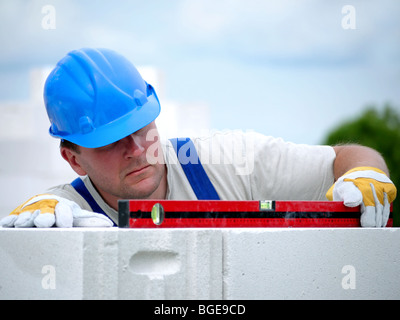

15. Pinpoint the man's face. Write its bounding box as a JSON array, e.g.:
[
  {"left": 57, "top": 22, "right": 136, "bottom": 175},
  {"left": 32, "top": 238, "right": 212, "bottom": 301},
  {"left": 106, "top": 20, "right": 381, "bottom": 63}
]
[{"left": 63, "top": 121, "right": 167, "bottom": 208}]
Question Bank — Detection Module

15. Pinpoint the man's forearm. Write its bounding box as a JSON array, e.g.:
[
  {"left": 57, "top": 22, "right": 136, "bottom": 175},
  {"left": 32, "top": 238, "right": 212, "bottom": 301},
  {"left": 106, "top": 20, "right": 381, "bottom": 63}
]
[{"left": 332, "top": 144, "right": 389, "bottom": 180}]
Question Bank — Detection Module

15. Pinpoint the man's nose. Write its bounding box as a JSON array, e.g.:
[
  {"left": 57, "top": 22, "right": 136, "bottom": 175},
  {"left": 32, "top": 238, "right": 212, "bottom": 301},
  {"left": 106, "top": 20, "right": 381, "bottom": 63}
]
[{"left": 123, "top": 134, "right": 145, "bottom": 158}]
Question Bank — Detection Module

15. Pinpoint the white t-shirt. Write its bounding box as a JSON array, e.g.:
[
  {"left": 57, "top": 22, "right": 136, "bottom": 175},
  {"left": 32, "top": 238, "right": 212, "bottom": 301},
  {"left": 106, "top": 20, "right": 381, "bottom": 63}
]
[{"left": 47, "top": 131, "right": 336, "bottom": 225}]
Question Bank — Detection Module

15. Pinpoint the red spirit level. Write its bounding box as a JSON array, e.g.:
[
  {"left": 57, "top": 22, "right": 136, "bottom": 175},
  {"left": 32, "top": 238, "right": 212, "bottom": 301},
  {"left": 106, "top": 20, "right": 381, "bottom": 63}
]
[{"left": 118, "top": 200, "right": 393, "bottom": 228}]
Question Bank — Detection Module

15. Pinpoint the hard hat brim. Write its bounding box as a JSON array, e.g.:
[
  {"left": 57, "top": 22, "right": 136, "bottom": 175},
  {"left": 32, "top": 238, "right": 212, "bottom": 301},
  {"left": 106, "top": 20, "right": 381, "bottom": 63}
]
[{"left": 50, "top": 94, "right": 161, "bottom": 149}]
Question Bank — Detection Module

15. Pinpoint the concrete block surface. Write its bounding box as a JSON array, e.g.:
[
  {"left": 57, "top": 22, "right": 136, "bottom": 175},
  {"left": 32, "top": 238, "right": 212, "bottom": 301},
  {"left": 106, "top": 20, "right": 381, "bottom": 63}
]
[
  {"left": 117, "top": 228, "right": 222, "bottom": 299},
  {"left": 0, "top": 228, "right": 85, "bottom": 299},
  {"left": 222, "top": 228, "right": 400, "bottom": 299},
  {"left": 1, "top": 227, "right": 399, "bottom": 299}
]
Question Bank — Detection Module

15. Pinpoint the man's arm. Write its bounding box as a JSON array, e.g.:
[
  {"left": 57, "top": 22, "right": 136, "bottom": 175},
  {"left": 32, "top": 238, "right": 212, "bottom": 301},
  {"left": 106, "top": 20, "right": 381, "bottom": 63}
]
[
  {"left": 328, "top": 144, "right": 396, "bottom": 227},
  {"left": 333, "top": 144, "right": 389, "bottom": 180}
]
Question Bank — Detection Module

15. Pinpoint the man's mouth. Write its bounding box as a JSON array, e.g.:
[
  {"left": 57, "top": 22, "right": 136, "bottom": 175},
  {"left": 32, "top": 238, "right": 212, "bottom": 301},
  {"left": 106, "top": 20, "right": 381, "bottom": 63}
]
[{"left": 126, "top": 165, "right": 151, "bottom": 177}]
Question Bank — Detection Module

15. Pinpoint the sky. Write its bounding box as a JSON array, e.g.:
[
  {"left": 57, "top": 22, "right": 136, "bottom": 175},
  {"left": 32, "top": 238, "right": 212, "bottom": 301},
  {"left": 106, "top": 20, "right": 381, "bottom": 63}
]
[{"left": 0, "top": 0, "right": 399, "bottom": 145}]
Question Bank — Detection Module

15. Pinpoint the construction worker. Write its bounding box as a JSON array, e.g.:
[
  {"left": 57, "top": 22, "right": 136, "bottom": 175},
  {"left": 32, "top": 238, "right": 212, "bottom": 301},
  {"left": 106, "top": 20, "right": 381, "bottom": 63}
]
[{"left": 0, "top": 48, "right": 396, "bottom": 228}]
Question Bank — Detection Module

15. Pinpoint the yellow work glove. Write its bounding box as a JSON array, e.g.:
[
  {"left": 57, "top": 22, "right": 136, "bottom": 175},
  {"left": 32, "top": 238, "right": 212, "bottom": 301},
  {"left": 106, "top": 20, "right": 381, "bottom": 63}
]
[
  {"left": 326, "top": 166, "right": 397, "bottom": 227},
  {"left": 0, "top": 194, "right": 113, "bottom": 228}
]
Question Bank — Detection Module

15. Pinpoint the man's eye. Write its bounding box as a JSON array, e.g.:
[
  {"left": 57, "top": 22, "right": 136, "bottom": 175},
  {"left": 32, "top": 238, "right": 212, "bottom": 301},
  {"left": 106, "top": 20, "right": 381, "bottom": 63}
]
[
  {"left": 135, "top": 127, "right": 147, "bottom": 137},
  {"left": 97, "top": 141, "right": 118, "bottom": 152}
]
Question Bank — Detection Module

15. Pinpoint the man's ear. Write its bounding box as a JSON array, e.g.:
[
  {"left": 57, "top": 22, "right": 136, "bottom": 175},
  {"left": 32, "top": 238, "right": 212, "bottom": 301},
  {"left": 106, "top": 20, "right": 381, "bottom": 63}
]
[{"left": 60, "top": 147, "right": 87, "bottom": 176}]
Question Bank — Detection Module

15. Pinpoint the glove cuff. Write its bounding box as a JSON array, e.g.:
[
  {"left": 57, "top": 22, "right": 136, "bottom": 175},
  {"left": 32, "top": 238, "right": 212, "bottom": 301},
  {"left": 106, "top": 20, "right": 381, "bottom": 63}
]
[
  {"left": 326, "top": 166, "right": 390, "bottom": 201},
  {"left": 343, "top": 166, "right": 387, "bottom": 177}
]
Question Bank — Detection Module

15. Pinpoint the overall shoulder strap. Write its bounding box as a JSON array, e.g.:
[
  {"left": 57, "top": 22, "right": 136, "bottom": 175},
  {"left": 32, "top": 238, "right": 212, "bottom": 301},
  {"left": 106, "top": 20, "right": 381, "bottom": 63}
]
[
  {"left": 70, "top": 178, "right": 116, "bottom": 225},
  {"left": 169, "top": 138, "right": 220, "bottom": 200}
]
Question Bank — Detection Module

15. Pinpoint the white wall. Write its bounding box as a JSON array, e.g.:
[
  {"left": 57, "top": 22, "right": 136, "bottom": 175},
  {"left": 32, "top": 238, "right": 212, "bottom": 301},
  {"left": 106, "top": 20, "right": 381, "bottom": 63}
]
[{"left": 1, "top": 227, "right": 399, "bottom": 300}]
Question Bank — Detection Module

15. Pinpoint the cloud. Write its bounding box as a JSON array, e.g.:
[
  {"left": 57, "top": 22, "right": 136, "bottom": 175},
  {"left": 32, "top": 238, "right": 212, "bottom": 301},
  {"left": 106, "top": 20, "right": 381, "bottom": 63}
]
[
  {"left": 0, "top": 0, "right": 83, "bottom": 67},
  {"left": 0, "top": 0, "right": 163, "bottom": 68},
  {"left": 174, "top": 0, "right": 400, "bottom": 67},
  {"left": 1, "top": 0, "right": 399, "bottom": 70}
]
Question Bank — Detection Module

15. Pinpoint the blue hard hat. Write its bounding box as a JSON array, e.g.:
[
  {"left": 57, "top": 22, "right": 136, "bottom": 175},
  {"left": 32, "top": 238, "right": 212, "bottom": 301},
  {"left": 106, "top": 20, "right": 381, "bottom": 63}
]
[{"left": 44, "top": 48, "right": 161, "bottom": 148}]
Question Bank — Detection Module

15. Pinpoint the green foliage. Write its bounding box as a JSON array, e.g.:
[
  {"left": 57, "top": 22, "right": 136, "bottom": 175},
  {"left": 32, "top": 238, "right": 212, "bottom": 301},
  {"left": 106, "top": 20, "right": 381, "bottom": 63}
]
[{"left": 322, "top": 104, "right": 400, "bottom": 226}]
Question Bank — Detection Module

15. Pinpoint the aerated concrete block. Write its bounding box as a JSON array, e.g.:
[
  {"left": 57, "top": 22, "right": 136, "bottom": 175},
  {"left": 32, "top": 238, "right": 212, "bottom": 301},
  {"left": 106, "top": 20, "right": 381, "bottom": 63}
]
[
  {"left": 117, "top": 228, "right": 223, "bottom": 299},
  {"left": 222, "top": 228, "right": 400, "bottom": 299},
  {"left": 1, "top": 227, "right": 399, "bottom": 299},
  {"left": 0, "top": 228, "right": 85, "bottom": 299},
  {"left": 0, "top": 228, "right": 222, "bottom": 300}
]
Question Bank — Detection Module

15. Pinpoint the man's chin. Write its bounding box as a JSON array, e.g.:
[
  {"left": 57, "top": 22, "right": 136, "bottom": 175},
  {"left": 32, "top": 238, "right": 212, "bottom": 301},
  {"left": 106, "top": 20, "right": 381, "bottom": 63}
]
[
  {"left": 121, "top": 164, "right": 165, "bottom": 200},
  {"left": 121, "top": 177, "right": 160, "bottom": 199}
]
